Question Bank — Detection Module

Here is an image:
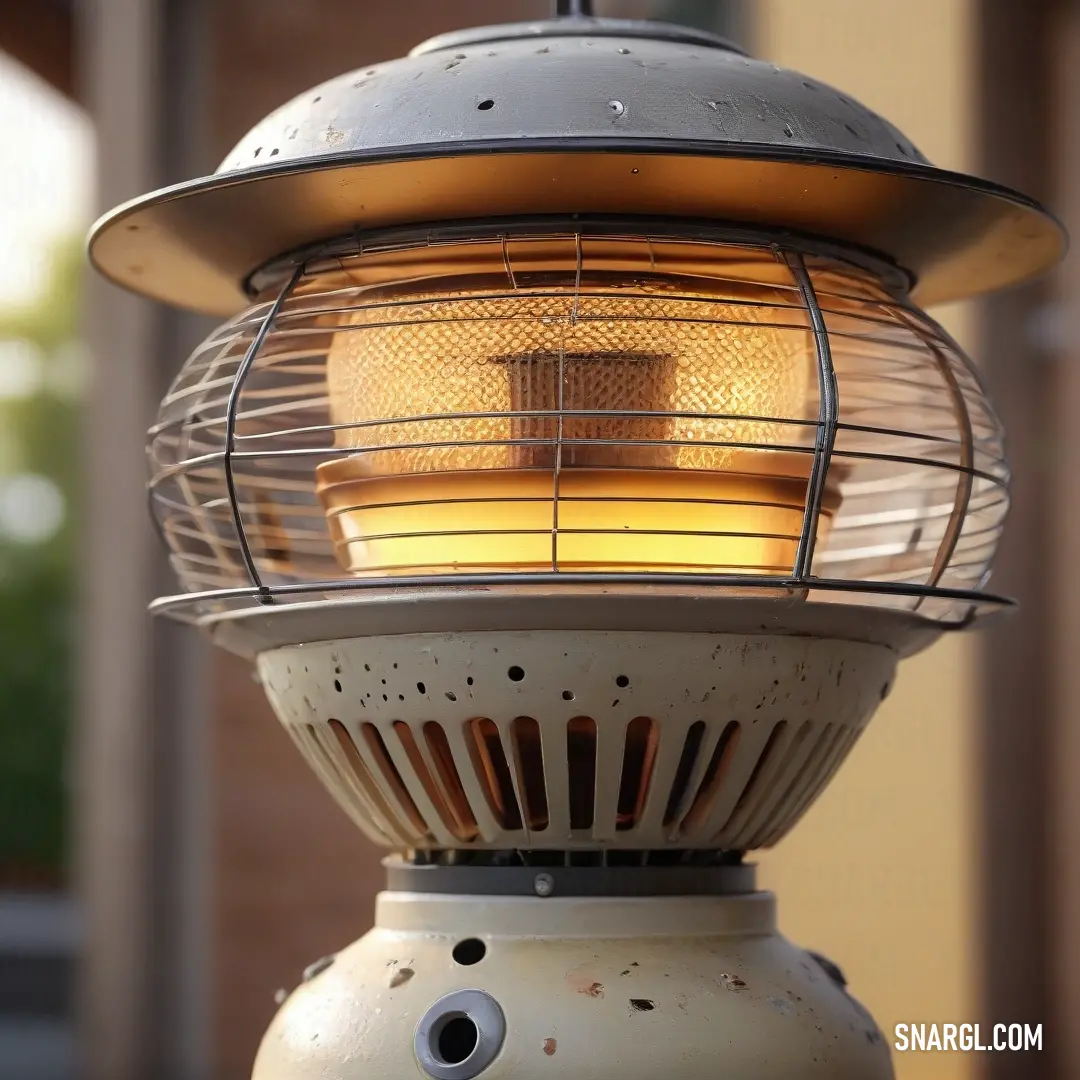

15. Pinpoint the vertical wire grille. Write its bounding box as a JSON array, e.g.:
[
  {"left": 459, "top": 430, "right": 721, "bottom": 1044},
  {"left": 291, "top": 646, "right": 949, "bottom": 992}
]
[
  {"left": 260, "top": 629, "right": 896, "bottom": 852},
  {"left": 305, "top": 716, "right": 849, "bottom": 850},
  {"left": 148, "top": 223, "right": 1008, "bottom": 624}
]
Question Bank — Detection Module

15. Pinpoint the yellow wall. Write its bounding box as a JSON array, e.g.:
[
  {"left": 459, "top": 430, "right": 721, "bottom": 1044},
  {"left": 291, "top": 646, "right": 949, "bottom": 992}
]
[{"left": 754, "top": 4, "right": 977, "bottom": 1080}]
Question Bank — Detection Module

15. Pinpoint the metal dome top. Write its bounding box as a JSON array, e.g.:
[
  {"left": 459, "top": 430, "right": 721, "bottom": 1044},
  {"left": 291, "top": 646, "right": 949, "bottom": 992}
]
[
  {"left": 217, "top": 25, "right": 924, "bottom": 176},
  {"left": 89, "top": 12, "right": 1065, "bottom": 315}
]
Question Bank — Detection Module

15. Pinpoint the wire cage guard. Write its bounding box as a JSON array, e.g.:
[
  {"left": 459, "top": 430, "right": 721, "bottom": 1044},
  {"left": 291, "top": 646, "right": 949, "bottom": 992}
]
[{"left": 147, "top": 218, "right": 1009, "bottom": 626}]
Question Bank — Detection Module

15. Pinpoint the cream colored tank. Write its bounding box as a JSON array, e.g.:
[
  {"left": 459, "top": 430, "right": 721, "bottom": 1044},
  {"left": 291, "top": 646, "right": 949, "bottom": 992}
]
[{"left": 254, "top": 889, "right": 893, "bottom": 1080}]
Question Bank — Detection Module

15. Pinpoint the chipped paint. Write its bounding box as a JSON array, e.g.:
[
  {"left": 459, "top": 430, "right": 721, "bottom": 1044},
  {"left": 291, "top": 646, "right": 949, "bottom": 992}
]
[{"left": 768, "top": 995, "right": 795, "bottom": 1016}]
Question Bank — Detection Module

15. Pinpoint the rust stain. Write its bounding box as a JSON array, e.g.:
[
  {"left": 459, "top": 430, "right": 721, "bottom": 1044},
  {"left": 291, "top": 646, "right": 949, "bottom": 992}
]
[
  {"left": 389, "top": 967, "right": 414, "bottom": 988},
  {"left": 580, "top": 982, "right": 604, "bottom": 998},
  {"left": 543, "top": 1038, "right": 557, "bottom": 1056}
]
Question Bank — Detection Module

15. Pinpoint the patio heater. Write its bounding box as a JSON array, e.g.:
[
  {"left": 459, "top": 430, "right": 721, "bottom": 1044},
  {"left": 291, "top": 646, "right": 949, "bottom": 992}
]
[{"left": 88, "top": 3, "right": 1064, "bottom": 1078}]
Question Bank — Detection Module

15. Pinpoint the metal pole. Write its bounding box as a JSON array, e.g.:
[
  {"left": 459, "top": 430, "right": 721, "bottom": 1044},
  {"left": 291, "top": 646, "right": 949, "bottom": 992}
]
[{"left": 556, "top": 1, "right": 594, "bottom": 17}]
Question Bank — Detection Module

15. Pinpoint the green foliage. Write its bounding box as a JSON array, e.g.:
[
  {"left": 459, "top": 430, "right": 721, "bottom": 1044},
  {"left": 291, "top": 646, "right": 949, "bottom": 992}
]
[{"left": 0, "top": 240, "right": 82, "bottom": 883}]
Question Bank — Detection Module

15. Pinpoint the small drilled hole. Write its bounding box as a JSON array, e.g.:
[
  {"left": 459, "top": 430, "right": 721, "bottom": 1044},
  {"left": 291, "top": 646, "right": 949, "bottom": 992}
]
[
  {"left": 452, "top": 938, "right": 487, "bottom": 965},
  {"left": 477, "top": 99, "right": 495, "bottom": 110},
  {"left": 508, "top": 666, "right": 525, "bottom": 682},
  {"left": 417, "top": 682, "right": 426, "bottom": 694},
  {"left": 466, "top": 676, "right": 474, "bottom": 686},
  {"left": 562, "top": 690, "right": 575, "bottom": 701},
  {"left": 437, "top": 1015, "right": 478, "bottom": 1065},
  {"left": 616, "top": 675, "right": 630, "bottom": 688},
  {"left": 446, "top": 691, "right": 457, "bottom": 702},
  {"left": 334, "top": 679, "right": 342, "bottom": 693}
]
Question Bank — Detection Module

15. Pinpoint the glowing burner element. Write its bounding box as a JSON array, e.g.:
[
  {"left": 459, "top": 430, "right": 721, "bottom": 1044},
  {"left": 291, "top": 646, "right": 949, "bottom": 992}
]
[
  {"left": 316, "top": 237, "right": 831, "bottom": 576},
  {"left": 316, "top": 458, "right": 836, "bottom": 575}
]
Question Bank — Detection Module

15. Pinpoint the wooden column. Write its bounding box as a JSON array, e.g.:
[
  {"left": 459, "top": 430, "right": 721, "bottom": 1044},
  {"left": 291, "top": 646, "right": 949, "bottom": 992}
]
[
  {"left": 77, "top": 1, "right": 213, "bottom": 1077},
  {"left": 1051, "top": 1, "right": 1080, "bottom": 1076},
  {"left": 976, "top": 2, "right": 1059, "bottom": 1076}
]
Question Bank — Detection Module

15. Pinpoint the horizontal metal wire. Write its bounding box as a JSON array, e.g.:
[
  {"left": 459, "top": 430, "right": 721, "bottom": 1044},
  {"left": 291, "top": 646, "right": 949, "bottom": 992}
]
[
  {"left": 148, "top": 571, "right": 1012, "bottom": 617},
  {"left": 152, "top": 441, "right": 1007, "bottom": 490}
]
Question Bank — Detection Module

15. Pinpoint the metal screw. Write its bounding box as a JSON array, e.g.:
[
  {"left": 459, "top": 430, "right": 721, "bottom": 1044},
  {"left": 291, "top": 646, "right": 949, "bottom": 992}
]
[
  {"left": 533, "top": 873, "right": 555, "bottom": 897},
  {"left": 607, "top": 99, "right": 625, "bottom": 117}
]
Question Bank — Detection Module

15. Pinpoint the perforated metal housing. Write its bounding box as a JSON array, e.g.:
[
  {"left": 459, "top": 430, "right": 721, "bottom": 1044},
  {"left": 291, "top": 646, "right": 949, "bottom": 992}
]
[
  {"left": 149, "top": 222, "right": 1009, "bottom": 627},
  {"left": 258, "top": 630, "right": 895, "bottom": 851}
]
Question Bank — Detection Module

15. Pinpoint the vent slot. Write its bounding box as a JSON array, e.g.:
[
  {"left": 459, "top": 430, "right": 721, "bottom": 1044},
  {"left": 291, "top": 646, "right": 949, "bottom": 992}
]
[
  {"left": 393, "top": 722, "right": 478, "bottom": 842},
  {"left": 715, "top": 722, "right": 788, "bottom": 838},
  {"left": 323, "top": 720, "right": 412, "bottom": 840},
  {"left": 663, "top": 721, "right": 706, "bottom": 827},
  {"left": 510, "top": 717, "right": 549, "bottom": 831},
  {"left": 359, "top": 722, "right": 429, "bottom": 836},
  {"left": 616, "top": 717, "right": 658, "bottom": 830},
  {"left": 680, "top": 722, "right": 742, "bottom": 834},
  {"left": 748, "top": 722, "right": 835, "bottom": 847},
  {"left": 727, "top": 720, "right": 813, "bottom": 846},
  {"left": 297, "top": 723, "right": 399, "bottom": 844},
  {"left": 567, "top": 716, "right": 598, "bottom": 830},
  {"left": 466, "top": 719, "right": 523, "bottom": 831},
  {"left": 423, "top": 722, "right": 480, "bottom": 840}
]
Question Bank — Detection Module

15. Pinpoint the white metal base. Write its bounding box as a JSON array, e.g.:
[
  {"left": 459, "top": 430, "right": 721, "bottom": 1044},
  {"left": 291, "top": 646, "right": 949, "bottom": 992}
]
[
  {"left": 253, "top": 889, "right": 893, "bottom": 1080},
  {"left": 258, "top": 630, "right": 896, "bottom": 851}
]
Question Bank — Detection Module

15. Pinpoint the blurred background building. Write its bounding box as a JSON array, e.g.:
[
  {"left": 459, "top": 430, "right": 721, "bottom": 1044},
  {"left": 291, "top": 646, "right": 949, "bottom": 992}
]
[{"left": 0, "top": 1, "right": 1073, "bottom": 1078}]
